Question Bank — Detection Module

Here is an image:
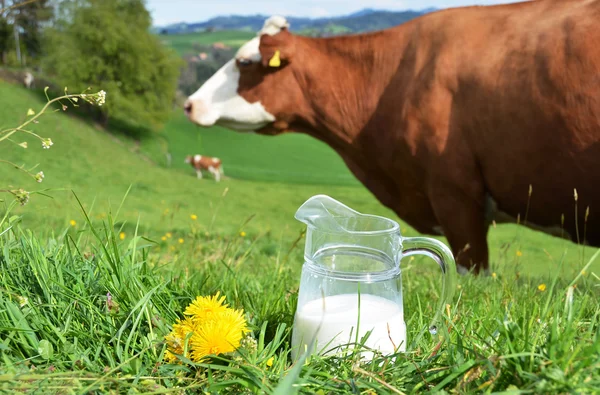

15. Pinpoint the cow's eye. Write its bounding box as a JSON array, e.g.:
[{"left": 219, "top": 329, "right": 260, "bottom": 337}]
[{"left": 237, "top": 58, "right": 253, "bottom": 67}]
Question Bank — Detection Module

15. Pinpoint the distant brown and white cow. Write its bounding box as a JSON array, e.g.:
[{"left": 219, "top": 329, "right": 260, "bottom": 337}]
[
  {"left": 185, "top": 154, "right": 224, "bottom": 182},
  {"left": 184, "top": 2, "right": 600, "bottom": 274}
]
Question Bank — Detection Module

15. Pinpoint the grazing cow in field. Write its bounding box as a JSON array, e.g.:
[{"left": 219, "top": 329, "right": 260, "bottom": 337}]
[
  {"left": 184, "top": 1, "right": 600, "bottom": 275},
  {"left": 185, "top": 154, "right": 224, "bottom": 182},
  {"left": 23, "top": 72, "right": 33, "bottom": 89}
]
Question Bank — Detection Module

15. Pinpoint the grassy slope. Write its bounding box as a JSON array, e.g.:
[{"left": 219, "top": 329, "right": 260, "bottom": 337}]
[
  {"left": 160, "top": 112, "right": 360, "bottom": 186},
  {"left": 0, "top": 79, "right": 598, "bottom": 280},
  {"left": 158, "top": 30, "right": 255, "bottom": 55}
]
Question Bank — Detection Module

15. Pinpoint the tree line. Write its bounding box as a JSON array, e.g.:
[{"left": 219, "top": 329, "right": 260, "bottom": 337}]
[{"left": 1, "top": 0, "right": 182, "bottom": 132}]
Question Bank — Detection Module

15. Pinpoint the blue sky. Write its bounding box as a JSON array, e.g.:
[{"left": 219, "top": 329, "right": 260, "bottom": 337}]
[{"left": 147, "top": 0, "right": 525, "bottom": 27}]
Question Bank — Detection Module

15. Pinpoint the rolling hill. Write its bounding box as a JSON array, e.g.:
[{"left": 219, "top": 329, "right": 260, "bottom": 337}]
[{"left": 155, "top": 8, "right": 437, "bottom": 36}]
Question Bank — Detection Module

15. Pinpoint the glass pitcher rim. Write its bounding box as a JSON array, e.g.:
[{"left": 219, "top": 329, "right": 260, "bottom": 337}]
[{"left": 298, "top": 212, "right": 401, "bottom": 236}]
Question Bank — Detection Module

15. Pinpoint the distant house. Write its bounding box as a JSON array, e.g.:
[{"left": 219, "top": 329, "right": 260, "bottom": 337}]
[{"left": 212, "top": 42, "right": 230, "bottom": 50}]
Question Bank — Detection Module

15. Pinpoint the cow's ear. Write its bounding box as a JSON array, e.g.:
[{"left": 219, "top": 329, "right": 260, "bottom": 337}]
[{"left": 259, "top": 30, "right": 294, "bottom": 68}]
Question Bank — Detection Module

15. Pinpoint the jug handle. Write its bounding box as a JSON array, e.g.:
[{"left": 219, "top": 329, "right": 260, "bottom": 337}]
[{"left": 401, "top": 237, "right": 457, "bottom": 345}]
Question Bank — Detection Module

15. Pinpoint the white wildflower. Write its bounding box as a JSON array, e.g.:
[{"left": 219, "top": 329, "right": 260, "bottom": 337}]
[
  {"left": 96, "top": 90, "right": 106, "bottom": 106},
  {"left": 42, "top": 138, "right": 53, "bottom": 149},
  {"left": 13, "top": 189, "right": 30, "bottom": 206},
  {"left": 35, "top": 171, "right": 44, "bottom": 183},
  {"left": 17, "top": 295, "right": 28, "bottom": 307}
]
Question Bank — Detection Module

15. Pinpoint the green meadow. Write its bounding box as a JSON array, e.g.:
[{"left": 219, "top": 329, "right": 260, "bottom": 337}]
[
  {"left": 0, "top": 73, "right": 599, "bottom": 393},
  {"left": 158, "top": 30, "right": 255, "bottom": 55}
]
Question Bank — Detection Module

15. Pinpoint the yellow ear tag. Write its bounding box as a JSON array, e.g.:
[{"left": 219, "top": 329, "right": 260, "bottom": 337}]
[{"left": 269, "top": 50, "right": 281, "bottom": 67}]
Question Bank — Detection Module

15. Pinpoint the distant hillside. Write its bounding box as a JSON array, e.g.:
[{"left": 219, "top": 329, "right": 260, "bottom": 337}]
[{"left": 155, "top": 8, "right": 437, "bottom": 36}]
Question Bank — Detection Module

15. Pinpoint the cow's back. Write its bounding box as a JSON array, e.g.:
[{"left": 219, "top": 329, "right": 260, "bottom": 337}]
[{"left": 408, "top": 0, "right": 600, "bottom": 241}]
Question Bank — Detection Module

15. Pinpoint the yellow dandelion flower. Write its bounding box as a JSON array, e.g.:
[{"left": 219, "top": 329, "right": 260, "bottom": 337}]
[
  {"left": 119, "top": 232, "right": 125, "bottom": 240},
  {"left": 516, "top": 250, "right": 523, "bottom": 257},
  {"left": 190, "top": 308, "right": 249, "bottom": 362},
  {"left": 164, "top": 317, "right": 197, "bottom": 363},
  {"left": 166, "top": 232, "right": 172, "bottom": 238},
  {"left": 266, "top": 356, "right": 274, "bottom": 368},
  {"left": 69, "top": 220, "right": 76, "bottom": 227},
  {"left": 240, "top": 231, "right": 246, "bottom": 237},
  {"left": 161, "top": 236, "right": 167, "bottom": 241},
  {"left": 178, "top": 238, "right": 184, "bottom": 244},
  {"left": 169, "top": 245, "right": 175, "bottom": 252},
  {"left": 538, "top": 284, "right": 547, "bottom": 292},
  {"left": 191, "top": 214, "right": 198, "bottom": 221},
  {"left": 492, "top": 272, "right": 497, "bottom": 278},
  {"left": 184, "top": 292, "right": 229, "bottom": 322}
]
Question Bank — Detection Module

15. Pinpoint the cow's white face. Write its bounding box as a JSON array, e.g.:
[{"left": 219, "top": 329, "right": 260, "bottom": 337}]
[{"left": 185, "top": 37, "right": 276, "bottom": 132}]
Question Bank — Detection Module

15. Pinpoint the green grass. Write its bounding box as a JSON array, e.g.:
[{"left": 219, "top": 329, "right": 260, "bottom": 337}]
[
  {"left": 0, "top": 76, "right": 600, "bottom": 393},
  {"left": 159, "top": 112, "right": 360, "bottom": 186},
  {"left": 158, "top": 30, "right": 255, "bottom": 55},
  {"left": 0, "top": 208, "right": 598, "bottom": 393}
]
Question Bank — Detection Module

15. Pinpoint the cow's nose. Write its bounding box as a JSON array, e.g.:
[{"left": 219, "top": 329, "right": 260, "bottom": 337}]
[{"left": 184, "top": 100, "right": 193, "bottom": 117}]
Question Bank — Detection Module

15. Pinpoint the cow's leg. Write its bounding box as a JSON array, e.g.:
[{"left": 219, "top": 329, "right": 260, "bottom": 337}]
[
  {"left": 196, "top": 169, "right": 203, "bottom": 179},
  {"left": 429, "top": 186, "right": 490, "bottom": 275},
  {"left": 209, "top": 166, "right": 220, "bottom": 182}
]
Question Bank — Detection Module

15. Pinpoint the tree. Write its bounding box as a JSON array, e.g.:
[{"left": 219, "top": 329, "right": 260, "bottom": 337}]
[
  {"left": 0, "top": 0, "right": 54, "bottom": 65},
  {"left": 42, "top": 0, "right": 183, "bottom": 131},
  {"left": 13, "top": 0, "right": 54, "bottom": 60}
]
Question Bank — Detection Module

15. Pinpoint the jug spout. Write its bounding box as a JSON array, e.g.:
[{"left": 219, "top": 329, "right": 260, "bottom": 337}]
[{"left": 294, "top": 194, "right": 363, "bottom": 233}]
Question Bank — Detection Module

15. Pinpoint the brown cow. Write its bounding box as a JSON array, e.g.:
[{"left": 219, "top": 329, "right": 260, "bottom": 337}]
[
  {"left": 185, "top": 154, "right": 224, "bottom": 182},
  {"left": 184, "top": 2, "right": 600, "bottom": 274}
]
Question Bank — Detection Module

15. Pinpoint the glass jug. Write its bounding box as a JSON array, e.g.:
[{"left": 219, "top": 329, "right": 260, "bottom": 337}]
[{"left": 291, "top": 195, "right": 456, "bottom": 361}]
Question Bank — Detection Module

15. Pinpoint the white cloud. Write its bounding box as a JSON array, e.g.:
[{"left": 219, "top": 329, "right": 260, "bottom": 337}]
[{"left": 308, "top": 7, "right": 330, "bottom": 18}]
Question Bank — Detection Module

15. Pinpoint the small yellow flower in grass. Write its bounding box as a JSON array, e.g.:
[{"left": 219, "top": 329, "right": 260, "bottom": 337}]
[
  {"left": 581, "top": 269, "right": 587, "bottom": 275},
  {"left": 166, "top": 232, "right": 172, "bottom": 238},
  {"left": 538, "top": 284, "right": 547, "bottom": 292},
  {"left": 161, "top": 236, "right": 167, "bottom": 241},
  {"left": 27, "top": 108, "right": 35, "bottom": 116},
  {"left": 266, "top": 356, "right": 274, "bottom": 368},
  {"left": 190, "top": 214, "right": 197, "bottom": 221},
  {"left": 492, "top": 272, "right": 497, "bottom": 279},
  {"left": 240, "top": 231, "right": 246, "bottom": 237},
  {"left": 190, "top": 308, "right": 249, "bottom": 362},
  {"left": 119, "top": 232, "right": 125, "bottom": 240},
  {"left": 69, "top": 220, "right": 76, "bottom": 227},
  {"left": 516, "top": 250, "right": 522, "bottom": 257},
  {"left": 178, "top": 238, "right": 184, "bottom": 244},
  {"left": 165, "top": 292, "right": 250, "bottom": 364}
]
